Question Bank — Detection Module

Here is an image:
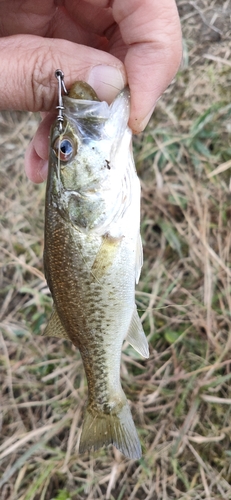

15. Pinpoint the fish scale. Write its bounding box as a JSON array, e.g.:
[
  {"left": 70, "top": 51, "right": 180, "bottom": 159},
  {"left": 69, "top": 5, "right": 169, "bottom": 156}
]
[
  {"left": 45, "top": 205, "right": 125, "bottom": 397},
  {"left": 43, "top": 80, "right": 149, "bottom": 459}
]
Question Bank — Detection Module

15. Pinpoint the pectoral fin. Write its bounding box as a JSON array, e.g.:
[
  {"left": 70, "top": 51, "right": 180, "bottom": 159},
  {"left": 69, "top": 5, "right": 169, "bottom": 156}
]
[
  {"left": 135, "top": 234, "right": 143, "bottom": 284},
  {"left": 42, "top": 307, "right": 69, "bottom": 340},
  {"left": 126, "top": 307, "right": 149, "bottom": 358},
  {"left": 91, "top": 234, "right": 122, "bottom": 280}
]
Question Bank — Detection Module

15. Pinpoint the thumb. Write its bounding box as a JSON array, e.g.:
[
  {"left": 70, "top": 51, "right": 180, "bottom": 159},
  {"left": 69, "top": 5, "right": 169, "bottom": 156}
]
[
  {"left": 1, "top": 34, "right": 126, "bottom": 112},
  {"left": 2, "top": 34, "right": 126, "bottom": 183}
]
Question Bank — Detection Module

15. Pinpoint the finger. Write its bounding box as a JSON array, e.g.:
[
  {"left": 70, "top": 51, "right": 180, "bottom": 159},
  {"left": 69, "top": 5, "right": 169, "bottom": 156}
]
[
  {"left": 112, "top": 0, "right": 182, "bottom": 133},
  {"left": 25, "top": 113, "right": 54, "bottom": 183},
  {"left": 0, "top": 34, "right": 126, "bottom": 182},
  {"left": 59, "top": 0, "right": 113, "bottom": 37},
  {"left": 0, "top": 0, "right": 55, "bottom": 37},
  {"left": 0, "top": 34, "right": 126, "bottom": 112}
]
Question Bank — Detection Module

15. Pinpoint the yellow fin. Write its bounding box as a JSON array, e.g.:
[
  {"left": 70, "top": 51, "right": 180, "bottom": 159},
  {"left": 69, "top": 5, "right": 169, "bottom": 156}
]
[
  {"left": 42, "top": 307, "right": 69, "bottom": 340},
  {"left": 91, "top": 234, "right": 122, "bottom": 280},
  {"left": 79, "top": 401, "right": 141, "bottom": 460},
  {"left": 126, "top": 307, "right": 149, "bottom": 358}
]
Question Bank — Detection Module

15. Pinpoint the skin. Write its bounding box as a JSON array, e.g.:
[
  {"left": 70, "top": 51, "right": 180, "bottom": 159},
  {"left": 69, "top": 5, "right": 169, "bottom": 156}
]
[{"left": 0, "top": 0, "right": 182, "bottom": 183}]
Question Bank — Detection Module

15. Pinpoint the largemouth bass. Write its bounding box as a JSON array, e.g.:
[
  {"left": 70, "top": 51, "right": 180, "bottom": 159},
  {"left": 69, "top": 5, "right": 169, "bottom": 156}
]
[{"left": 43, "top": 78, "right": 149, "bottom": 460}]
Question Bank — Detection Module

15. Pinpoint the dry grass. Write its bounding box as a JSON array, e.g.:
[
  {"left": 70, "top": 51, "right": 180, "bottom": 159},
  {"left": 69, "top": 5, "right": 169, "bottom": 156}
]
[{"left": 1, "top": 1, "right": 231, "bottom": 498}]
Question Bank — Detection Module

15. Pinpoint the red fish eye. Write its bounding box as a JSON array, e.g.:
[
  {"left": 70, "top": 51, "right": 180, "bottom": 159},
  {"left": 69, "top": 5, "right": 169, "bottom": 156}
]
[{"left": 53, "top": 136, "right": 76, "bottom": 162}]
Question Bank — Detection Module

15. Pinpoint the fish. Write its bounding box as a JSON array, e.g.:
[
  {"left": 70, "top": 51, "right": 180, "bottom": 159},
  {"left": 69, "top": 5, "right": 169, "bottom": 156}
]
[{"left": 43, "top": 79, "right": 149, "bottom": 460}]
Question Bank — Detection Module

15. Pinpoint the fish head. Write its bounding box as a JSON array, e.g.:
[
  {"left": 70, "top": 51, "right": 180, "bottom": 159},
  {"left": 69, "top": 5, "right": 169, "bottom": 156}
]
[{"left": 47, "top": 82, "right": 133, "bottom": 232}]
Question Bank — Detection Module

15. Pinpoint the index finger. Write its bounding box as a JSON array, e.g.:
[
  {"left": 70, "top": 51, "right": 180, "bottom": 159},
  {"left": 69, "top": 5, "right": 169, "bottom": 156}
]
[{"left": 112, "top": 0, "right": 182, "bottom": 133}]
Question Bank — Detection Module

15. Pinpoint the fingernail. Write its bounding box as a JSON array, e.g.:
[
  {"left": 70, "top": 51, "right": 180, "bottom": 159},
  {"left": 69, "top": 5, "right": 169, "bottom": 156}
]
[{"left": 87, "top": 65, "right": 127, "bottom": 103}]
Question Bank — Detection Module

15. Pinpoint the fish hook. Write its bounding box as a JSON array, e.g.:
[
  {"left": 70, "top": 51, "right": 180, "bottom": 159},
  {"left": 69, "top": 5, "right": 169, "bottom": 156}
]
[{"left": 55, "top": 69, "right": 68, "bottom": 132}]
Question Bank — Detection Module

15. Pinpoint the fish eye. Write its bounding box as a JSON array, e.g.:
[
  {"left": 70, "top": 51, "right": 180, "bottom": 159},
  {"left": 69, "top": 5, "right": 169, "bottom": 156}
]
[{"left": 53, "top": 136, "right": 77, "bottom": 162}]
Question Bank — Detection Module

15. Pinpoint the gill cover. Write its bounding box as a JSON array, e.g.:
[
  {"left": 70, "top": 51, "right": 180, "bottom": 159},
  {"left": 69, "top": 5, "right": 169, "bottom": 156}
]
[{"left": 49, "top": 82, "right": 133, "bottom": 233}]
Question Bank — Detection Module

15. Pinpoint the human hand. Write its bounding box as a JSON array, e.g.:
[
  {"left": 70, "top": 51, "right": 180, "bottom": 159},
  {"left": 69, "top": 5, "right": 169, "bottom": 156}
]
[{"left": 0, "top": 0, "right": 182, "bottom": 182}]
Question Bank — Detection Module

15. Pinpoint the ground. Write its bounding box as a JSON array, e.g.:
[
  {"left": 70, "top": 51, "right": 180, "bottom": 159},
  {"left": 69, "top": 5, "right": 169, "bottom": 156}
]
[{"left": 0, "top": 1, "right": 231, "bottom": 499}]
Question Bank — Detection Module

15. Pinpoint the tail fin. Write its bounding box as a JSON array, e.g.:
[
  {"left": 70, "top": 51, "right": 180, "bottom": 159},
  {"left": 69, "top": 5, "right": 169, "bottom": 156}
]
[{"left": 79, "top": 402, "right": 141, "bottom": 460}]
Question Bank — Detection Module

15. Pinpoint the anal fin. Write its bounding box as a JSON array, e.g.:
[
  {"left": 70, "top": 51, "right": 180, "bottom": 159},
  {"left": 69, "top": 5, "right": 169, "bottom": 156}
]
[
  {"left": 126, "top": 307, "right": 149, "bottom": 358},
  {"left": 42, "top": 307, "right": 69, "bottom": 340}
]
